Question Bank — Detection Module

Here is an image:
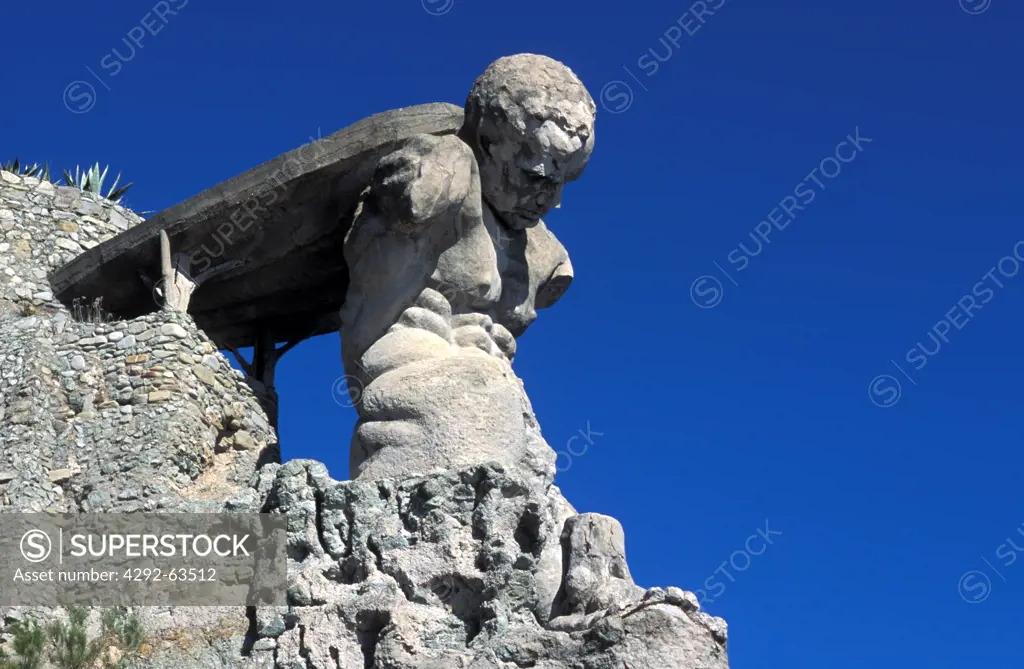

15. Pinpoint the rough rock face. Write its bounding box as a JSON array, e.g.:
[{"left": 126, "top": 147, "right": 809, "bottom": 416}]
[
  {"left": 244, "top": 460, "right": 728, "bottom": 669},
  {"left": 34, "top": 460, "right": 726, "bottom": 669},
  {"left": 0, "top": 162, "right": 729, "bottom": 668}
]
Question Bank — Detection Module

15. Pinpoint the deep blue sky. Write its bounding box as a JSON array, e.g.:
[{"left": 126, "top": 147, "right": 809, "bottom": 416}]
[{"left": 3, "top": 0, "right": 1023, "bottom": 666}]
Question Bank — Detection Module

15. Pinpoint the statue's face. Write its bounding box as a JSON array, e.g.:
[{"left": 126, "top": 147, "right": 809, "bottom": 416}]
[{"left": 477, "top": 120, "right": 593, "bottom": 230}]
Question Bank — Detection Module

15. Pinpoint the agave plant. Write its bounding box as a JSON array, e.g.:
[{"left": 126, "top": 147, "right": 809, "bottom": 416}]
[
  {"left": 1, "top": 157, "right": 50, "bottom": 181},
  {"left": 62, "top": 163, "right": 133, "bottom": 203}
]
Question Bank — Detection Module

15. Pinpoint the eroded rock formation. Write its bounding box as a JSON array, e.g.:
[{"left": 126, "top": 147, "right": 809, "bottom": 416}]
[{"left": 249, "top": 460, "right": 728, "bottom": 669}]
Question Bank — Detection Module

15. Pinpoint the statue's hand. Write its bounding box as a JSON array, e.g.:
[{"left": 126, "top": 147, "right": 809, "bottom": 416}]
[
  {"left": 372, "top": 134, "right": 478, "bottom": 232},
  {"left": 450, "top": 313, "right": 517, "bottom": 362}
]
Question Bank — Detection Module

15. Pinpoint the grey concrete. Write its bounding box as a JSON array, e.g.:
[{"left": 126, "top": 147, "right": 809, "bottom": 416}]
[{"left": 49, "top": 103, "right": 464, "bottom": 349}]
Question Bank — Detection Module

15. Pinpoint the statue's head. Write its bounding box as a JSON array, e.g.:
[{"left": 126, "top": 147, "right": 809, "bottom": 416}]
[{"left": 462, "top": 54, "right": 596, "bottom": 230}]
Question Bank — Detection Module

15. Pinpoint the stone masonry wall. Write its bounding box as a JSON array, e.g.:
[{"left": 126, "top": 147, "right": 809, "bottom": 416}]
[
  {"left": 0, "top": 170, "right": 277, "bottom": 514},
  {"left": 0, "top": 310, "right": 277, "bottom": 513},
  {"left": 0, "top": 169, "right": 282, "bottom": 660},
  {"left": 0, "top": 170, "right": 142, "bottom": 315}
]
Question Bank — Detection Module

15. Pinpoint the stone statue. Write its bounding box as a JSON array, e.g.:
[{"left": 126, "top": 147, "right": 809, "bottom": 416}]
[
  {"left": 340, "top": 54, "right": 596, "bottom": 483},
  {"left": 15, "top": 54, "right": 728, "bottom": 667}
]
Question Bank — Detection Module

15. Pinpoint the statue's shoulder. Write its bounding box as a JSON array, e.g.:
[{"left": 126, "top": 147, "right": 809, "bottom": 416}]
[
  {"left": 367, "top": 134, "right": 479, "bottom": 230},
  {"left": 381, "top": 133, "right": 474, "bottom": 165}
]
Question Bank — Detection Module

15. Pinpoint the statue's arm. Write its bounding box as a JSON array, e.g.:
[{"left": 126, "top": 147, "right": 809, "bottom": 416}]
[{"left": 370, "top": 133, "right": 478, "bottom": 232}]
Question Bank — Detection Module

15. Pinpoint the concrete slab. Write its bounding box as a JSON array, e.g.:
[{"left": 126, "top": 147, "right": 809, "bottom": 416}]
[{"left": 49, "top": 102, "right": 464, "bottom": 349}]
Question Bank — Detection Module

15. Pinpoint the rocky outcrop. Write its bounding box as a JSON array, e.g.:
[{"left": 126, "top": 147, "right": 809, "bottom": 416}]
[
  {"left": 248, "top": 460, "right": 728, "bottom": 669},
  {"left": 122, "top": 461, "right": 727, "bottom": 669},
  {"left": 3, "top": 458, "right": 726, "bottom": 669}
]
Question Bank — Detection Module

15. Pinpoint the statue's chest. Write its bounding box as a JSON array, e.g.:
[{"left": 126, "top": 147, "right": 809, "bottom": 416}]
[
  {"left": 429, "top": 206, "right": 537, "bottom": 332},
  {"left": 485, "top": 209, "right": 537, "bottom": 335}
]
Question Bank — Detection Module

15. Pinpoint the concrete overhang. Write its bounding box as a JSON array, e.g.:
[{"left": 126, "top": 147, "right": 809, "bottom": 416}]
[{"left": 49, "top": 102, "right": 464, "bottom": 349}]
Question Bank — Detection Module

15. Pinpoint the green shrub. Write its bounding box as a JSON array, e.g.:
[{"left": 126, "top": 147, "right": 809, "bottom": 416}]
[
  {"left": 0, "top": 608, "right": 144, "bottom": 669},
  {"left": 47, "top": 607, "right": 101, "bottom": 669},
  {"left": 0, "top": 618, "right": 45, "bottom": 669},
  {"left": 97, "top": 609, "right": 143, "bottom": 669}
]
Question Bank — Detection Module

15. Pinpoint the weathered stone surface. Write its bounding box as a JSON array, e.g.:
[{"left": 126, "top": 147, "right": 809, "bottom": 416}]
[
  {"left": 0, "top": 304, "right": 278, "bottom": 515},
  {"left": 192, "top": 364, "right": 218, "bottom": 387},
  {"left": 47, "top": 468, "right": 75, "bottom": 483},
  {"left": 230, "top": 462, "right": 727, "bottom": 669},
  {"left": 465, "top": 54, "right": 596, "bottom": 232},
  {"left": 50, "top": 104, "right": 466, "bottom": 349},
  {"left": 160, "top": 322, "right": 189, "bottom": 339},
  {"left": 0, "top": 173, "right": 145, "bottom": 321},
  {"left": 560, "top": 514, "right": 644, "bottom": 616},
  {"left": 62, "top": 461, "right": 717, "bottom": 669},
  {"left": 340, "top": 55, "right": 594, "bottom": 485},
  {"left": 231, "top": 430, "right": 256, "bottom": 450}
]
